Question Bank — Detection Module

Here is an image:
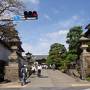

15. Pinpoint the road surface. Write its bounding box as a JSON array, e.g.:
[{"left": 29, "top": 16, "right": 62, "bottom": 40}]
[{"left": 0, "top": 69, "right": 90, "bottom": 90}]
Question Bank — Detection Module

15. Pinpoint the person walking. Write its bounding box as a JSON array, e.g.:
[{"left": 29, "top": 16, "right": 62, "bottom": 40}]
[
  {"left": 20, "top": 65, "right": 27, "bottom": 86},
  {"left": 31, "top": 65, "right": 36, "bottom": 75},
  {"left": 52, "top": 64, "right": 55, "bottom": 70},
  {"left": 37, "top": 64, "right": 42, "bottom": 77}
]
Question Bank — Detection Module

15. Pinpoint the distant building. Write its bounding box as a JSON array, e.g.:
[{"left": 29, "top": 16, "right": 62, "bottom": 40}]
[
  {"left": 33, "top": 55, "right": 48, "bottom": 64},
  {"left": 23, "top": 55, "right": 48, "bottom": 65}
]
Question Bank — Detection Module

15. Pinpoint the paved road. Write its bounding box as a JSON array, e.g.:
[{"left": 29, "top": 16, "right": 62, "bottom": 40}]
[
  {"left": 0, "top": 69, "right": 90, "bottom": 90},
  {"left": 26, "top": 69, "right": 90, "bottom": 87},
  {"left": 0, "top": 87, "right": 90, "bottom": 90}
]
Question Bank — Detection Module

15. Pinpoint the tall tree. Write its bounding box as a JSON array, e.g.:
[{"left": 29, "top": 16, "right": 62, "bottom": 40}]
[
  {"left": 0, "top": 21, "right": 19, "bottom": 42},
  {"left": 47, "top": 43, "right": 66, "bottom": 68},
  {"left": 0, "top": 0, "right": 25, "bottom": 15},
  {"left": 0, "top": 0, "right": 25, "bottom": 45},
  {"left": 66, "top": 26, "right": 83, "bottom": 63}
]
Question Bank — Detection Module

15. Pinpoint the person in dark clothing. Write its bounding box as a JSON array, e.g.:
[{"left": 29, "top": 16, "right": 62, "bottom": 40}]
[
  {"left": 37, "top": 64, "right": 42, "bottom": 77},
  {"left": 20, "top": 65, "right": 27, "bottom": 86}
]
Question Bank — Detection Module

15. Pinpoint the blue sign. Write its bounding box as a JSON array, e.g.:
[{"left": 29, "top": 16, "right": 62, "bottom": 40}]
[{"left": 13, "top": 15, "right": 21, "bottom": 21}]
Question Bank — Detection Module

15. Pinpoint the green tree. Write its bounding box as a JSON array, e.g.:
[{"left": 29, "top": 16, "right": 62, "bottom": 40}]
[
  {"left": 66, "top": 26, "right": 83, "bottom": 63},
  {"left": 0, "top": 22, "right": 20, "bottom": 45},
  {"left": 0, "top": 0, "right": 25, "bottom": 44},
  {"left": 47, "top": 43, "right": 66, "bottom": 68}
]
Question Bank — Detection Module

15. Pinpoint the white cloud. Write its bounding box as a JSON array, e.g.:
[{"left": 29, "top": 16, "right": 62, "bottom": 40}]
[
  {"left": 22, "top": 30, "right": 68, "bottom": 55},
  {"left": 22, "top": 43, "right": 32, "bottom": 56},
  {"left": 22, "top": 43, "right": 32, "bottom": 52},
  {"left": 46, "top": 30, "right": 68, "bottom": 47},
  {"left": 39, "top": 38, "right": 48, "bottom": 42},
  {"left": 44, "top": 14, "right": 51, "bottom": 20},
  {"left": 21, "top": 14, "right": 84, "bottom": 55},
  {"left": 29, "top": 0, "right": 40, "bottom": 5},
  {"left": 72, "top": 15, "right": 80, "bottom": 20},
  {"left": 21, "top": 0, "right": 40, "bottom": 5},
  {"left": 54, "top": 15, "right": 82, "bottom": 30},
  {"left": 34, "top": 30, "right": 69, "bottom": 54},
  {"left": 32, "top": 42, "right": 50, "bottom": 55},
  {"left": 58, "top": 30, "right": 68, "bottom": 35},
  {"left": 20, "top": 0, "right": 40, "bottom": 11},
  {"left": 46, "top": 30, "right": 68, "bottom": 38},
  {"left": 22, "top": 41, "right": 50, "bottom": 55},
  {"left": 34, "top": 15, "right": 83, "bottom": 54}
]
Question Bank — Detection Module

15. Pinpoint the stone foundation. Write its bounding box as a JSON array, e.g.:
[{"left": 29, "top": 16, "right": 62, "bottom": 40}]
[
  {"left": 80, "top": 52, "right": 90, "bottom": 76},
  {"left": 85, "top": 53, "right": 90, "bottom": 75},
  {"left": 4, "top": 63, "right": 19, "bottom": 81}
]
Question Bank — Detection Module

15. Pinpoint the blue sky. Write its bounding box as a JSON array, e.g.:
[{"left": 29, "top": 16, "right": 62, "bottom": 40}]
[{"left": 15, "top": 0, "right": 90, "bottom": 55}]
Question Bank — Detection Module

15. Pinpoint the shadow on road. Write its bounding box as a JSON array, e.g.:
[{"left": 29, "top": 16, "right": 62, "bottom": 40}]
[
  {"left": 30, "top": 74, "right": 48, "bottom": 78},
  {"left": 0, "top": 79, "right": 11, "bottom": 84},
  {"left": 38, "top": 75, "right": 48, "bottom": 78}
]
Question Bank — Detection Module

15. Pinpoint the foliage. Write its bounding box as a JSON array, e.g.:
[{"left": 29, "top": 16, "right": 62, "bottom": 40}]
[
  {"left": 60, "top": 26, "right": 82, "bottom": 71},
  {"left": 65, "top": 53, "right": 78, "bottom": 63},
  {"left": 47, "top": 43, "right": 67, "bottom": 68},
  {"left": 0, "top": 0, "right": 25, "bottom": 45},
  {"left": 86, "top": 76, "right": 90, "bottom": 81},
  {"left": 0, "top": 22, "right": 20, "bottom": 45},
  {"left": 66, "top": 26, "right": 82, "bottom": 61},
  {"left": 59, "top": 59, "right": 68, "bottom": 70},
  {"left": 0, "top": 0, "right": 25, "bottom": 15},
  {"left": 66, "top": 26, "right": 82, "bottom": 52}
]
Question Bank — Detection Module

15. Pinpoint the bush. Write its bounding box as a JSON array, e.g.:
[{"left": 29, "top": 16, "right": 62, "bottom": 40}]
[{"left": 86, "top": 76, "right": 90, "bottom": 81}]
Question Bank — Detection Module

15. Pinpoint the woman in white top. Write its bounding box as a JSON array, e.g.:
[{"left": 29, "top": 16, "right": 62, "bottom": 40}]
[{"left": 31, "top": 65, "right": 36, "bottom": 75}]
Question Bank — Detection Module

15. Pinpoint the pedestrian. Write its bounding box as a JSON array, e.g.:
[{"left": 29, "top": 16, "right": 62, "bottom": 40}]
[
  {"left": 20, "top": 65, "right": 27, "bottom": 86},
  {"left": 52, "top": 64, "right": 55, "bottom": 70},
  {"left": 31, "top": 65, "right": 36, "bottom": 75},
  {"left": 50, "top": 64, "right": 52, "bottom": 69},
  {"left": 37, "top": 64, "right": 42, "bottom": 77}
]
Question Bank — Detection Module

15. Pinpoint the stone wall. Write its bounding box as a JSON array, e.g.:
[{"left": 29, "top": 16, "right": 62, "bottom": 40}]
[
  {"left": 80, "top": 52, "right": 90, "bottom": 76},
  {"left": 85, "top": 53, "right": 90, "bottom": 75},
  {"left": 4, "top": 63, "right": 19, "bottom": 81}
]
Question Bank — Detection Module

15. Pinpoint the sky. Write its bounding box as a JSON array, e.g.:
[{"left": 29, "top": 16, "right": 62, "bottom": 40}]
[{"left": 15, "top": 0, "right": 90, "bottom": 55}]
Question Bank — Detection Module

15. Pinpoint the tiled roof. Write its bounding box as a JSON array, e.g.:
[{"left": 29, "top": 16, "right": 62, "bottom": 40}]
[
  {"left": 23, "top": 55, "right": 48, "bottom": 61},
  {"left": 33, "top": 55, "right": 48, "bottom": 60}
]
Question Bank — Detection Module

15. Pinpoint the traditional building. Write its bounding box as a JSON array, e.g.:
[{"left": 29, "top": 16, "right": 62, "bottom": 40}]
[{"left": 33, "top": 55, "right": 47, "bottom": 64}]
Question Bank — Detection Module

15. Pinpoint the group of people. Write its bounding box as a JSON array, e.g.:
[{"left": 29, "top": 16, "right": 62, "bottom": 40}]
[
  {"left": 49, "top": 64, "right": 56, "bottom": 70},
  {"left": 20, "top": 64, "right": 42, "bottom": 86},
  {"left": 31, "top": 64, "right": 42, "bottom": 77}
]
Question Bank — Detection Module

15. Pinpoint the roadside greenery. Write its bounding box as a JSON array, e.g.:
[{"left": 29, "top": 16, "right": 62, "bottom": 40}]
[
  {"left": 66, "top": 26, "right": 83, "bottom": 59},
  {"left": 47, "top": 26, "right": 83, "bottom": 71},
  {"left": 86, "top": 76, "right": 90, "bottom": 81},
  {"left": 47, "top": 43, "right": 67, "bottom": 69}
]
